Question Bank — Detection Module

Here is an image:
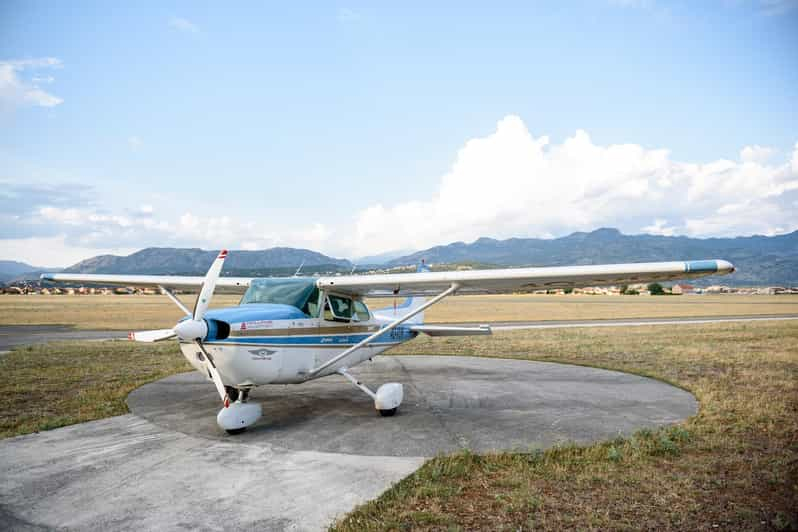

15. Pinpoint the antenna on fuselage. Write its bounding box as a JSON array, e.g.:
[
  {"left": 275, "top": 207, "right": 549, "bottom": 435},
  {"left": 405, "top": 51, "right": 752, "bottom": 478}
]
[{"left": 293, "top": 260, "right": 305, "bottom": 277}]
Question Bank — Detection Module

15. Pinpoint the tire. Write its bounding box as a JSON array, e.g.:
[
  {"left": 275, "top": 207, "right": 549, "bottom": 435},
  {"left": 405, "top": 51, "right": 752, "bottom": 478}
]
[
  {"left": 225, "top": 427, "right": 247, "bottom": 435},
  {"left": 378, "top": 408, "right": 397, "bottom": 417},
  {"left": 224, "top": 386, "right": 240, "bottom": 402}
]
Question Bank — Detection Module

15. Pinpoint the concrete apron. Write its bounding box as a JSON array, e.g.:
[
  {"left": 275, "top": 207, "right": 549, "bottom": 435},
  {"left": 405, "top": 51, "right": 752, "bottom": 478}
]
[{"left": 0, "top": 356, "right": 697, "bottom": 531}]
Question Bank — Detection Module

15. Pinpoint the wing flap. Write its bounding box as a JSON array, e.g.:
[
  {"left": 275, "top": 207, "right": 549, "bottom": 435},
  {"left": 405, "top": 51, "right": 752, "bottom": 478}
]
[{"left": 410, "top": 324, "right": 492, "bottom": 336}]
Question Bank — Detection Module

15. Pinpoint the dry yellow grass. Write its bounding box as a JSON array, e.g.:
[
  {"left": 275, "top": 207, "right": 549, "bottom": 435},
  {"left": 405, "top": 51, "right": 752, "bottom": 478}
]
[
  {"left": 374, "top": 293, "right": 798, "bottom": 323},
  {"left": 0, "top": 294, "right": 242, "bottom": 330},
  {"left": 1, "top": 293, "right": 796, "bottom": 330},
  {"left": 334, "top": 321, "right": 798, "bottom": 530}
]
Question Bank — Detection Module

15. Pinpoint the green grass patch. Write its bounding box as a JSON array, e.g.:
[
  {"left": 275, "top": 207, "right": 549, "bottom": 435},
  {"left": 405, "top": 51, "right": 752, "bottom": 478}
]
[{"left": 0, "top": 340, "right": 190, "bottom": 438}]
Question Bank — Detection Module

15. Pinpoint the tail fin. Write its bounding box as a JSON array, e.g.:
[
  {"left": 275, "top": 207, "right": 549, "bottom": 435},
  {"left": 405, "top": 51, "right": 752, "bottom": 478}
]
[{"left": 374, "top": 261, "right": 429, "bottom": 323}]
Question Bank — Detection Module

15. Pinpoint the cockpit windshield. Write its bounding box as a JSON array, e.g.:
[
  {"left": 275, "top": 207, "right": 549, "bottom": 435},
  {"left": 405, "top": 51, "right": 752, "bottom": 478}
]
[{"left": 240, "top": 278, "right": 319, "bottom": 316}]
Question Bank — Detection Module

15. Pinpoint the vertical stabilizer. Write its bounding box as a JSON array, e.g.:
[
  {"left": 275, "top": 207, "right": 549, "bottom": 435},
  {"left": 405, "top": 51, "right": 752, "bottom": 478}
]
[{"left": 374, "top": 261, "right": 430, "bottom": 324}]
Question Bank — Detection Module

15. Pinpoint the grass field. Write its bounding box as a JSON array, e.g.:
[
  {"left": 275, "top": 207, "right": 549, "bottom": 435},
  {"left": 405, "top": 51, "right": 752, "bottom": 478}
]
[
  {"left": 334, "top": 321, "right": 798, "bottom": 530},
  {"left": 0, "top": 293, "right": 796, "bottom": 330},
  {"left": 0, "top": 341, "right": 190, "bottom": 438},
  {"left": 1, "top": 294, "right": 796, "bottom": 529}
]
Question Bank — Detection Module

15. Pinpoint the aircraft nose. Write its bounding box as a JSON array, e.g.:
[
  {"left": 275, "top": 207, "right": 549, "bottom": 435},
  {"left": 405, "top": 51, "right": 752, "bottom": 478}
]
[{"left": 716, "top": 260, "right": 735, "bottom": 274}]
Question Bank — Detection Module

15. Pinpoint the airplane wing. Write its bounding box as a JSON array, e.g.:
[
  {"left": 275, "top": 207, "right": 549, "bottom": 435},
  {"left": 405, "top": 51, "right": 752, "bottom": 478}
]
[
  {"left": 317, "top": 259, "right": 735, "bottom": 297},
  {"left": 40, "top": 273, "right": 252, "bottom": 292}
]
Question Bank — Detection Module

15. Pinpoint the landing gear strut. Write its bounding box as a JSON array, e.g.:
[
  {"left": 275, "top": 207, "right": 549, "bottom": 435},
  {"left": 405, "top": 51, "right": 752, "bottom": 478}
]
[{"left": 337, "top": 368, "right": 403, "bottom": 416}]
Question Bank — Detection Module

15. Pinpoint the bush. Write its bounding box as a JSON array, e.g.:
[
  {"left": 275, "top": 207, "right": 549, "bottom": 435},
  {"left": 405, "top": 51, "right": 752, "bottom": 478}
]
[{"left": 648, "top": 282, "right": 666, "bottom": 295}]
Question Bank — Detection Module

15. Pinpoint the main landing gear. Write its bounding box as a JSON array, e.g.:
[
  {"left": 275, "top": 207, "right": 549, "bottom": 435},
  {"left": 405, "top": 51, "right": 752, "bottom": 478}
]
[
  {"left": 217, "top": 386, "right": 262, "bottom": 434},
  {"left": 337, "top": 368, "right": 403, "bottom": 417}
]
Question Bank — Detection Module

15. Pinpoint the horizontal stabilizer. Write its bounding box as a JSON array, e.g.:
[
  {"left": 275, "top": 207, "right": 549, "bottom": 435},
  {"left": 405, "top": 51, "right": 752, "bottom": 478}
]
[{"left": 410, "top": 324, "right": 492, "bottom": 336}]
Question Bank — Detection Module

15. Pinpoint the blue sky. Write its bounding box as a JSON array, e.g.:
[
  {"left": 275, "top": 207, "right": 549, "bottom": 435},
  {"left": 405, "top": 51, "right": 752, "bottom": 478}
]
[{"left": 1, "top": 1, "right": 797, "bottom": 266}]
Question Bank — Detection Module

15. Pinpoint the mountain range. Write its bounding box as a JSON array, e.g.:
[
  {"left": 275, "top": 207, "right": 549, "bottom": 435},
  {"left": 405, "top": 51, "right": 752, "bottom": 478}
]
[
  {"left": 0, "top": 260, "right": 61, "bottom": 283},
  {"left": 5, "top": 228, "right": 797, "bottom": 286},
  {"left": 62, "top": 247, "right": 352, "bottom": 276},
  {"left": 386, "top": 228, "right": 798, "bottom": 286}
]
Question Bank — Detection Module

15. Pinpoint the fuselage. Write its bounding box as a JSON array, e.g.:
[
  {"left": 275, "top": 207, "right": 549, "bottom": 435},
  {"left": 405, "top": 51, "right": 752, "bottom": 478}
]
[{"left": 178, "top": 278, "right": 419, "bottom": 387}]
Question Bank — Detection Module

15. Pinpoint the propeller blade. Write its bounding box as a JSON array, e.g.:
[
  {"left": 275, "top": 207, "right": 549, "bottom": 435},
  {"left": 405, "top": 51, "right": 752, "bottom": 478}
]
[
  {"left": 193, "top": 249, "right": 228, "bottom": 321},
  {"left": 196, "top": 340, "right": 229, "bottom": 404},
  {"left": 128, "top": 329, "right": 177, "bottom": 342}
]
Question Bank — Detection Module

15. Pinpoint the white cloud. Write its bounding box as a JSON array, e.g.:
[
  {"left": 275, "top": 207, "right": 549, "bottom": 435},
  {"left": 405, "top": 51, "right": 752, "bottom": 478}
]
[
  {"left": 349, "top": 115, "right": 798, "bottom": 256},
  {"left": 169, "top": 17, "right": 200, "bottom": 33},
  {"left": 0, "top": 57, "right": 63, "bottom": 110},
  {"left": 642, "top": 219, "right": 677, "bottom": 236},
  {"left": 0, "top": 236, "right": 137, "bottom": 268},
  {"left": 740, "top": 144, "right": 774, "bottom": 164},
  {"left": 2, "top": 116, "right": 797, "bottom": 265}
]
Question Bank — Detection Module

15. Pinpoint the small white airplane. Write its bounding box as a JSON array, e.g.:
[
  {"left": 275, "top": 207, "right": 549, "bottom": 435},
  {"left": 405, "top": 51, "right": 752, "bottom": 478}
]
[{"left": 42, "top": 254, "right": 734, "bottom": 434}]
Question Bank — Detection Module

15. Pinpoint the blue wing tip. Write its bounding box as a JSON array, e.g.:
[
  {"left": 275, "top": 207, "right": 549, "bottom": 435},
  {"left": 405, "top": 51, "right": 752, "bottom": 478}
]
[{"left": 684, "top": 260, "right": 735, "bottom": 274}]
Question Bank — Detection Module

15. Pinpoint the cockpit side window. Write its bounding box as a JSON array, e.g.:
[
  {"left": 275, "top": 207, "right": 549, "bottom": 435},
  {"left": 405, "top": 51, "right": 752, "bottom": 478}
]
[
  {"left": 324, "top": 294, "right": 353, "bottom": 322},
  {"left": 352, "top": 300, "right": 370, "bottom": 322}
]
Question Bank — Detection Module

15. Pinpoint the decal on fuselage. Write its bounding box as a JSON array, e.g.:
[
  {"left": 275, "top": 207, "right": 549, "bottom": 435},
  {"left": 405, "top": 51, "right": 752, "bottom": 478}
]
[{"left": 248, "top": 348, "right": 277, "bottom": 360}]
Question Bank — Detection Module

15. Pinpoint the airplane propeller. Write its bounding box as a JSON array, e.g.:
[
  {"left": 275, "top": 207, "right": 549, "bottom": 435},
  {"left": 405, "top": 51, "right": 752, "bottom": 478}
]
[{"left": 129, "top": 249, "right": 231, "bottom": 403}]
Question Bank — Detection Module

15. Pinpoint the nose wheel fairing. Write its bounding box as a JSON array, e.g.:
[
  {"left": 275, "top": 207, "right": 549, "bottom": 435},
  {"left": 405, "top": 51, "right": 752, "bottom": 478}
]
[{"left": 218, "top": 401, "right": 262, "bottom": 433}]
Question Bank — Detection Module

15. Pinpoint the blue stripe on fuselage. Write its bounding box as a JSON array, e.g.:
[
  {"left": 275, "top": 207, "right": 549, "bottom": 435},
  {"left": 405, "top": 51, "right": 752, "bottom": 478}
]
[
  {"left": 684, "top": 260, "right": 718, "bottom": 273},
  {"left": 217, "top": 327, "right": 417, "bottom": 346}
]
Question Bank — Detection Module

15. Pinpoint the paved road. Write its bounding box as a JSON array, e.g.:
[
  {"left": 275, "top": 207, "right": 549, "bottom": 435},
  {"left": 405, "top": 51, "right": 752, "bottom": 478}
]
[
  {"left": 0, "top": 325, "right": 126, "bottom": 353},
  {"left": 1, "top": 356, "right": 696, "bottom": 531}
]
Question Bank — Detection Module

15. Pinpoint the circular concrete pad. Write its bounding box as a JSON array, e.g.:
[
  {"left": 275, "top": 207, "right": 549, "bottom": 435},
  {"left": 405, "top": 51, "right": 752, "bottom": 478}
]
[{"left": 128, "top": 356, "right": 696, "bottom": 457}]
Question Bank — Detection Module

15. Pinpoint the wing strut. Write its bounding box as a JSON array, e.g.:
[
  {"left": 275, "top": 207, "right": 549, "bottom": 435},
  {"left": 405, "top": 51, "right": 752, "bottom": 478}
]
[{"left": 307, "top": 282, "right": 460, "bottom": 377}]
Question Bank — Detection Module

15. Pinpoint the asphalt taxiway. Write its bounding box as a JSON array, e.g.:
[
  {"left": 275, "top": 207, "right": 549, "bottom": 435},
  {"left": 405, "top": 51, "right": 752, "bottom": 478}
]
[
  {"left": 1, "top": 356, "right": 697, "bottom": 530},
  {"left": 0, "top": 325, "right": 126, "bottom": 353}
]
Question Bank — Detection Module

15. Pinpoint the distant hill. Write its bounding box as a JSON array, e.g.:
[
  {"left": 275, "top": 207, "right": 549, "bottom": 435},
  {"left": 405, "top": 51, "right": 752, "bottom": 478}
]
[
  {"left": 354, "top": 249, "right": 415, "bottom": 266},
  {"left": 387, "top": 228, "right": 798, "bottom": 286},
  {"left": 26, "top": 229, "right": 798, "bottom": 287},
  {"left": 64, "top": 247, "right": 352, "bottom": 276},
  {"left": 0, "top": 260, "right": 61, "bottom": 283}
]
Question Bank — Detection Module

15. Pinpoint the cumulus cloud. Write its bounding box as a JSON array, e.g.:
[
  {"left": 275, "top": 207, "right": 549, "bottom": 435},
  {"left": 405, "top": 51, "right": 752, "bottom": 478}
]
[
  {"left": 2, "top": 116, "right": 797, "bottom": 265},
  {"left": 169, "top": 17, "right": 200, "bottom": 33},
  {"left": 740, "top": 144, "right": 774, "bottom": 164},
  {"left": 0, "top": 57, "right": 63, "bottom": 110},
  {"left": 349, "top": 116, "right": 798, "bottom": 256}
]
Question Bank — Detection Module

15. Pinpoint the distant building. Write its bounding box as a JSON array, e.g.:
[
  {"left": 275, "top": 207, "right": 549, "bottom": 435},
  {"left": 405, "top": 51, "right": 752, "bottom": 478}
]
[{"left": 671, "top": 283, "right": 695, "bottom": 295}]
